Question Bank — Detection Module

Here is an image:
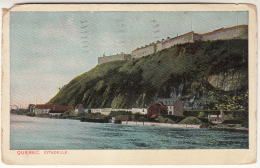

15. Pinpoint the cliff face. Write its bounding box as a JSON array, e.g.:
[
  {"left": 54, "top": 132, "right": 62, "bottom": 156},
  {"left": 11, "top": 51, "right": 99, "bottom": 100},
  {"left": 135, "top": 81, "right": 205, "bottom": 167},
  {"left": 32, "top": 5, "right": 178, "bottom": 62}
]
[
  {"left": 48, "top": 39, "right": 248, "bottom": 110},
  {"left": 208, "top": 69, "right": 248, "bottom": 91}
]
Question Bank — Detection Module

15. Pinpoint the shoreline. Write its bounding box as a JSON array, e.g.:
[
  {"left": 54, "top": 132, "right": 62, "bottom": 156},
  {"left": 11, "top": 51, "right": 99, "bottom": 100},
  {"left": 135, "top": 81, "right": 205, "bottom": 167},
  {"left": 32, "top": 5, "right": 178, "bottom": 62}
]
[
  {"left": 121, "top": 121, "right": 201, "bottom": 129},
  {"left": 121, "top": 121, "right": 248, "bottom": 132},
  {"left": 19, "top": 114, "right": 248, "bottom": 132}
]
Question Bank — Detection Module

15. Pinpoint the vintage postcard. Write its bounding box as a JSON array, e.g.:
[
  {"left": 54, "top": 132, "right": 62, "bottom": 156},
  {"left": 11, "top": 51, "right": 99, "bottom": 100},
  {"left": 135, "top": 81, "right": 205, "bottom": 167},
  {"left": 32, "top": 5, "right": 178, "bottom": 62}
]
[{"left": 1, "top": 4, "right": 257, "bottom": 165}]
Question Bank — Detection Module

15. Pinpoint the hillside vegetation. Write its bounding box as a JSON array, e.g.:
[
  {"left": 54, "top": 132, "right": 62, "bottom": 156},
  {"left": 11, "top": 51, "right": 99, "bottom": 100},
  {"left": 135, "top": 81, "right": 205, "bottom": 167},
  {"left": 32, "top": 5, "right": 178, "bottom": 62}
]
[{"left": 48, "top": 39, "right": 248, "bottom": 110}]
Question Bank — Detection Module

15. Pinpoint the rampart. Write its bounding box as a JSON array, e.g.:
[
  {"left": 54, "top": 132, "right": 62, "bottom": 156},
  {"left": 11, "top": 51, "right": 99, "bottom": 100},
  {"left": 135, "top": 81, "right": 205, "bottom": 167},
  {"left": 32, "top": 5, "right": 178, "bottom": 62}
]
[
  {"left": 193, "top": 33, "right": 203, "bottom": 41},
  {"left": 201, "top": 25, "right": 248, "bottom": 41},
  {"left": 98, "top": 53, "right": 131, "bottom": 65},
  {"left": 131, "top": 44, "right": 156, "bottom": 58},
  {"left": 100, "top": 25, "right": 248, "bottom": 62},
  {"left": 130, "top": 25, "right": 247, "bottom": 59},
  {"left": 162, "top": 31, "right": 194, "bottom": 50}
]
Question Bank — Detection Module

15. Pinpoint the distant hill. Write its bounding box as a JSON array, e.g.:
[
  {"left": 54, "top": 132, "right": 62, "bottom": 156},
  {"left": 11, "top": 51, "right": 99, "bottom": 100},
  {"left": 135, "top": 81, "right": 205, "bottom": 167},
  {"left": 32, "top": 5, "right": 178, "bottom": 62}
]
[{"left": 48, "top": 39, "right": 248, "bottom": 110}]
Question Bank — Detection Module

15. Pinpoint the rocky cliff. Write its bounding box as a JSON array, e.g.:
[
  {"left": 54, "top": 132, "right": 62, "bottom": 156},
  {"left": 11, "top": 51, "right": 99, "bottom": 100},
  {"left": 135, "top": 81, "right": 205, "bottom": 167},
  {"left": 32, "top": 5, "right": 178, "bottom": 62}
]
[
  {"left": 208, "top": 69, "right": 248, "bottom": 91},
  {"left": 48, "top": 39, "right": 248, "bottom": 111}
]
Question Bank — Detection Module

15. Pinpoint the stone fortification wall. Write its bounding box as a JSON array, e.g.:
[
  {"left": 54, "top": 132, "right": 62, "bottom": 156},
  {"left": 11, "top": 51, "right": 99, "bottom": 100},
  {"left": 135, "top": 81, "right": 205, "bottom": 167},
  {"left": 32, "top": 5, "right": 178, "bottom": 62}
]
[
  {"left": 162, "top": 32, "right": 194, "bottom": 50},
  {"left": 99, "top": 25, "right": 247, "bottom": 63},
  {"left": 201, "top": 25, "right": 248, "bottom": 41},
  {"left": 130, "top": 25, "right": 247, "bottom": 59},
  {"left": 124, "top": 54, "right": 132, "bottom": 60},
  {"left": 131, "top": 44, "right": 156, "bottom": 58},
  {"left": 98, "top": 53, "right": 131, "bottom": 65},
  {"left": 193, "top": 33, "right": 202, "bottom": 41}
]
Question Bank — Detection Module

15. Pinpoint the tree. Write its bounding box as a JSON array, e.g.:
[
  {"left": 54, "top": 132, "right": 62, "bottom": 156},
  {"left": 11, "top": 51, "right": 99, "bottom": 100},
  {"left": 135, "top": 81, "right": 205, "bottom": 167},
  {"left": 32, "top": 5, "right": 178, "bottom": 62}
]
[{"left": 63, "top": 110, "right": 76, "bottom": 117}]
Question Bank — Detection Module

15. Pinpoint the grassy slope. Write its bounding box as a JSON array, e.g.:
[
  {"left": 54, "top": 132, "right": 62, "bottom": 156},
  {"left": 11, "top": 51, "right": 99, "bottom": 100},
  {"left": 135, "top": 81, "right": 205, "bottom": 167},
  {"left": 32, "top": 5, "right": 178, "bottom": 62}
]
[{"left": 48, "top": 39, "right": 248, "bottom": 109}]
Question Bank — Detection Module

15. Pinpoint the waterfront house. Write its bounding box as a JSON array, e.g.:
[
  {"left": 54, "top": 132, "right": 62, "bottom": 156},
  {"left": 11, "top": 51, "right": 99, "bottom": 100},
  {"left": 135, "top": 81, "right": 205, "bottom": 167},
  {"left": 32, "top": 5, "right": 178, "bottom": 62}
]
[
  {"left": 28, "top": 104, "right": 35, "bottom": 113},
  {"left": 49, "top": 105, "right": 74, "bottom": 116},
  {"left": 34, "top": 104, "right": 53, "bottom": 115},
  {"left": 156, "top": 97, "right": 184, "bottom": 116},
  {"left": 147, "top": 103, "right": 168, "bottom": 119},
  {"left": 33, "top": 104, "right": 73, "bottom": 116},
  {"left": 208, "top": 110, "right": 224, "bottom": 124},
  {"left": 75, "top": 104, "right": 85, "bottom": 115}
]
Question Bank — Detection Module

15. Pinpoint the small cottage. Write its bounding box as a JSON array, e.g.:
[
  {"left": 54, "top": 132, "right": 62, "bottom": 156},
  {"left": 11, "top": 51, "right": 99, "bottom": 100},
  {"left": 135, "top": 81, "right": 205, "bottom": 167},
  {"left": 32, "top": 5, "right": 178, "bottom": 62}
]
[
  {"left": 147, "top": 103, "right": 168, "bottom": 119},
  {"left": 75, "top": 104, "right": 85, "bottom": 115},
  {"left": 28, "top": 104, "right": 35, "bottom": 113},
  {"left": 34, "top": 104, "right": 53, "bottom": 115},
  {"left": 49, "top": 105, "right": 74, "bottom": 116},
  {"left": 31, "top": 104, "right": 74, "bottom": 116},
  {"left": 208, "top": 110, "right": 224, "bottom": 124}
]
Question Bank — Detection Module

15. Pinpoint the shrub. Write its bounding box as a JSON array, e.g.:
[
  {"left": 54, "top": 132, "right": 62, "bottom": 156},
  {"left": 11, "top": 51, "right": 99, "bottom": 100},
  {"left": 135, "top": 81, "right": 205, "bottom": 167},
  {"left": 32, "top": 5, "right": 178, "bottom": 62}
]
[
  {"left": 157, "top": 116, "right": 166, "bottom": 123},
  {"left": 136, "top": 116, "right": 148, "bottom": 122},
  {"left": 109, "top": 111, "right": 132, "bottom": 117},
  {"left": 224, "top": 113, "right": 235, "bottom": 120},
  {"left": 197, "top": 111, "right": 206, "bottom": 118},
  {"left": 86, "top": 113, "right": 101, "bottom": 117},
  {"left": 222, "top": 120, "right": 243, "bottom": 124},
  {"left": 154, "top": 115, "right": 175, "bottom": 124},
  {"left": 166, "top": 118, "right": 175, "bottom": 124},
  {"left": 183, "top": 111, "right": 201, "bottom": 117},
  {"left": 179, "top": 116, "right": 204, "bottom": 125},
  {"left": 63, "top": 110, "right": 76, "bottom": 117},
  {"left": 160, "top": 115, "right": 185, "bottom": 123}
]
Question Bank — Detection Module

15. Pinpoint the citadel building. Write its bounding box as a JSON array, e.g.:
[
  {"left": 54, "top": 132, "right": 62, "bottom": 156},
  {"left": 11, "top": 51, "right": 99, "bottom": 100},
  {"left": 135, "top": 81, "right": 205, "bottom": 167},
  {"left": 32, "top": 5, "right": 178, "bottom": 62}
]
[
  {"left": 98, "top": 52, "right": 131, "bottom": 65},
  {"left": 98, "top": 25, "right": 248, "bottom": 65}
]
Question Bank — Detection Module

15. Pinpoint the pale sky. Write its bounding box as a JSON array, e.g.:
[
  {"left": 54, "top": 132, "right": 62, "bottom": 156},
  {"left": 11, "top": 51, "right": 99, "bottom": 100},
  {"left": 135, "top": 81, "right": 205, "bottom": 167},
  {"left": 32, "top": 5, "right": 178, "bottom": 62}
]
[{"left": 10, "top": 11, "right": 248, "bottom": 108}]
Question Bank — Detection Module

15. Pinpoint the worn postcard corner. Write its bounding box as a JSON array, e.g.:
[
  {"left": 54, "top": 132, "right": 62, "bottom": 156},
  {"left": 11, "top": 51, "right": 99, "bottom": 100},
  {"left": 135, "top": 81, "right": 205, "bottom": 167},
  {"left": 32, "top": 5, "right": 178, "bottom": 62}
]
[{"left": 1, "top": 3, "right": 257, "bottom": 165}]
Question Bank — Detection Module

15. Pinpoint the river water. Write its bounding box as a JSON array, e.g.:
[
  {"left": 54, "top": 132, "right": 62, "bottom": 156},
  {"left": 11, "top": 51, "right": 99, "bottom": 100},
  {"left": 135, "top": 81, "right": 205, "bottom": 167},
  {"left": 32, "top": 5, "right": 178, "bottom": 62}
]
[{"left": 10, "top": 114, "right": 248, "bottom": 150}]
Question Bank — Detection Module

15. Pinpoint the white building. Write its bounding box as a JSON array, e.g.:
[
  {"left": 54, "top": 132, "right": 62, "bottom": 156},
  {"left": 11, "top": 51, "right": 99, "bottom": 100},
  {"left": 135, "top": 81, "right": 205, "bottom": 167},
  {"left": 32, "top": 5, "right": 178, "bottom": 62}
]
[
  {"left": 100, "top": 108, "right": 113, "bottom": 115},
  {"left": 111, "top": 108, "right": 132, "bottom": 112},
  {"left": 208, "top": 110, "right": 225, "bottom": 124},
  {"left": 91, "top": 109, "right": 102, "bottom": 113},
  {"left": 34, "top": 104, "right": 52, "bottom": 115},
  {"left": 131, "top": 108, "right": 147, "bottom": 115},
  {"left": 33, "top": 104, "right": 74, "bottom": 116}
]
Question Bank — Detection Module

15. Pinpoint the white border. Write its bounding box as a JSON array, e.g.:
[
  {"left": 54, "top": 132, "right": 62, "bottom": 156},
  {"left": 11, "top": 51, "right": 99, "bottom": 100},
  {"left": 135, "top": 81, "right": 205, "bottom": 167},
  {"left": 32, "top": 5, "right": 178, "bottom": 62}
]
[{"left": 1, "top": 1, "right": 259, "bottom": 167}]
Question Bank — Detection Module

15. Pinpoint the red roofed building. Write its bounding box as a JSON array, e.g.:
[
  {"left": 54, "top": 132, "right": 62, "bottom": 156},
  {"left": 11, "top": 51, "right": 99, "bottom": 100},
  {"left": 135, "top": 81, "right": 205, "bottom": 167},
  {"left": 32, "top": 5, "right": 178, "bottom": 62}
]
[
  {"left": 34, "top": 104, "right": 54, "bottom": 115},
  {"left": 34, "top": 104, "right": 73, "bottom": 116},
  {"left": 147, "top": 103, "right": 168, "bottom": 120},
  {"left": 49, "top": 105, "right": 74, "bottom": 116}
]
